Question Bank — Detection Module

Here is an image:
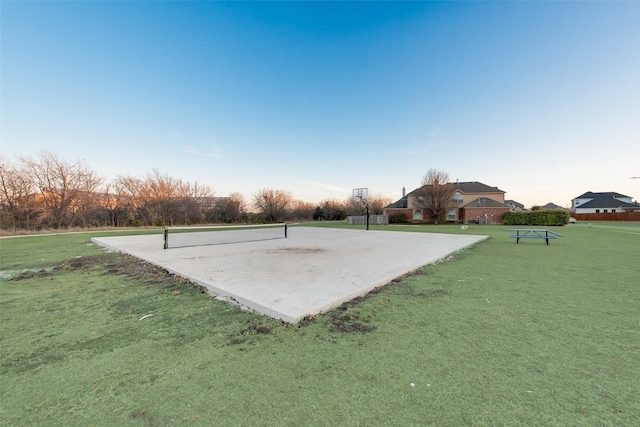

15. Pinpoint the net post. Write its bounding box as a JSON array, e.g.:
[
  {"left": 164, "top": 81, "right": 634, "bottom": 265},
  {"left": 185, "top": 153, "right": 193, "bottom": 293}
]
[{"left": 163, "top": 228, "right": 168, "bottom": 249}]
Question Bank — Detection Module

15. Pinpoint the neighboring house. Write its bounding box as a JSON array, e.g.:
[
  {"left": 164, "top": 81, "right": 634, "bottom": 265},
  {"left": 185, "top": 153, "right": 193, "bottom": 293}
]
[
  {"left": 197, "top": 196, "right": 229, "bottom": 211},
  {"left": 384, "top": 181, "right": 510, "bottom": 224},
  {"left": 540, "top": 202, "right": 568, "bottom": 211},
  {"left": 505, "top": 200, "right": 526, "bottom": 212},
  {"left": 571, "top": 192, "right": 639, "bottom": 214}
]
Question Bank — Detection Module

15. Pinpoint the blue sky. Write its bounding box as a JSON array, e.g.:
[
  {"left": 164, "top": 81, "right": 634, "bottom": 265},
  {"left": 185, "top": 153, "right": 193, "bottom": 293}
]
[{"left": 2, "top": 1, "right": 639, "bottom": 208}]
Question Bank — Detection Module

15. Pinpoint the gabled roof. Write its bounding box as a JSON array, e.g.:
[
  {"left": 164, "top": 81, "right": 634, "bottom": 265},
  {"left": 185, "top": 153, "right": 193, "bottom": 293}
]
[
  {"left": 453, "top": 181, "right": 505, "bottom": 194},
  {"left": 407, "top": 181, "right": 505, "bottom": 197},
  {"left": 574, "top": 191, "right": 630, "bottom": 200},
  {"left": 505, "top": 199, "right": 525, "bottom": 209},
  {"left": 541, "top": 203, "right": 566, "bottom": 210},
  {"left": 462, "top": 197, "right": 508, "bottom": 208},
  {"left": 384, "top": 196, "right": 408, "bottom": 209},
  {"left": 576, "top": 193, "right": 638, "bottom": 209}
]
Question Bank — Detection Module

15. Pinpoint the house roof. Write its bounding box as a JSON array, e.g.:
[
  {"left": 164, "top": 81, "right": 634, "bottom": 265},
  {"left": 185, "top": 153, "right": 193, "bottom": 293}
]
[
  {"left": 387, "top": 181, "right": 506, "bottom": 209},
  {"left": 574, "top": 191, "right": 630, "bottom": 200},
  {"left": 541, "top": 202, "right": 567, "bottom": 210},
  {"left": 453, "top": 181, "right": 505, "bottom": 194},
  {"left": 462, "top": 197, "right": 508, "bottom": 209},
  {"left": 407, "top": 181, "right": 505, "bottom": 197},
  {"left": 505, "top": 199, "right": 525, "bottom": 209},
  {"left": 384, "top": 197, "right": 408, "bottom": 209},
  {"left": 576, "top": 193, "right": 638, "bottom": 209}
]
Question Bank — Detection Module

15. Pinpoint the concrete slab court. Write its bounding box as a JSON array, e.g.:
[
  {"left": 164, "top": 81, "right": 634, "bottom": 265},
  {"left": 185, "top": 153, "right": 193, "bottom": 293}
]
[{"left": 91, "top": 227, "right": 488, "bottom": 323}]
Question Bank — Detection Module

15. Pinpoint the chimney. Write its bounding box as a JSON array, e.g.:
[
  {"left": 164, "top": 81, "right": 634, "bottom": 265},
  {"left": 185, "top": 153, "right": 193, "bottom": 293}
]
[{"left": 402, "top": 187, "right": 406, "bottom": 198}]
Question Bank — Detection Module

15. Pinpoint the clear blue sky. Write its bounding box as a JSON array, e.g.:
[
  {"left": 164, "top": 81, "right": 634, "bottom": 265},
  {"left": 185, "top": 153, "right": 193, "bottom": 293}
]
[{"left": 2, "top": 1, "right": 639, "bottom": 208}]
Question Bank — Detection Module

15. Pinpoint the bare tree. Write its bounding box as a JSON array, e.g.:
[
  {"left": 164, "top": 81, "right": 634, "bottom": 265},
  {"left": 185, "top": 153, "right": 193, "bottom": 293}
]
[
  {"left": 69, "top": 167, "right": 105, "bottom": 227},
  {"left": 115, "top": 171, "right": 216, "bottom": 226},
  {"left": 253, "top": 188, "right": 292, "bottom": 223},
  {"left": 100, "top": 182, "right": 120, "bottom": 227},
  {"left": 344, "top": 194, "right": 390, "bottom": 216},
  {"left": 345, "top": 197, "right": 364, "bottom": 216},
  {"left": 19, "top": 150, "right": 103, "bottom": 228},
  {"left": 223, "top": 192, "right": 248, "bottom": 223},
  {"left": 368, "top": 194, "right": 392, "bottom": 215},
  {"left": 113, "top": 175, "right": 145, "bottom": 225},
  {"left": 0, "top": 157, "right": 37, "bottom": 231},
  {"left": 313, "top": 199, "right": 346, "bottom": 220},
  {"left": 116, "top": 169, "right": 178, "bottom": 226},
  {"left": 415, "top": 169, "right": 456, "bottom": 224},
  {"left": 144, "top": 169, "right": 178, "bottom": 226},
  {"left": 206, "top": 193, "right": 247, "bottom": 224},
  {"left": 290, "top": 200, "right": 316, "bottom": 222},
  {"left": 176, "top": 179, "right": 214, "bottom": 225}
]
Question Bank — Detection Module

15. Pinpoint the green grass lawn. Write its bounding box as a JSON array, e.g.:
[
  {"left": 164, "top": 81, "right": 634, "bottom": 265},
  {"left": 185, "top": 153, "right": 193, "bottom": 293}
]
[{"left": 1, "top": 223, "right": 638, "bottom": 426}]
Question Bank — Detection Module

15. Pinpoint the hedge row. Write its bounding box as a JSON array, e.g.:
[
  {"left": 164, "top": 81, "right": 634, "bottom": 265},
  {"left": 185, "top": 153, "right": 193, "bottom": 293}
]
[
  {"left": 501, "top": 210, "right": 570, "bottom": 226},
  {"left": 389, "top": 213, "right": 409, "bottom": 224}
]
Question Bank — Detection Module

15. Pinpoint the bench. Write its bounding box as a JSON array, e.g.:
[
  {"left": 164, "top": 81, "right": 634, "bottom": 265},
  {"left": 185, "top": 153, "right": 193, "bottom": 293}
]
[{"left": 503, "top": 229, "right": 563, "bottom": 245}]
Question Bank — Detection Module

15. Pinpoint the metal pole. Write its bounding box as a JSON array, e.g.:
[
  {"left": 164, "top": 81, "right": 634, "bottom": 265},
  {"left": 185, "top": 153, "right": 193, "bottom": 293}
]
[
  {"left": 366, "top": 204, "right": 370, "bottom": 231},
  {"left": 163, "top": 228, "right": 168, "bottom": 249}
]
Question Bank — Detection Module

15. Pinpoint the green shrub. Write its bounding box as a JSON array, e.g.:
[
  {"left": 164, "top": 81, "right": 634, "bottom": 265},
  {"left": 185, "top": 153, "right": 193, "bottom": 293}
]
[
  {"left": 501, "top": 212, "right": 528, "bottom": 225},
  {"left": 529, "top": 210, "right": 570, "bottom": 226},
  {"left": 502, "top": 210, "right": 569, "bottom": 226},
  {"left": 389, "top": 212, "right": 408, "bottom": 224}
]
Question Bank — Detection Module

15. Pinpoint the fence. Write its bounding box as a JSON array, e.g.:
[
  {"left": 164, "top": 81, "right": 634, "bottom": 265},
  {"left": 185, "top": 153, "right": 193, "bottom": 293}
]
[
  {"left": 571, "top": 212, "right": 640, "bottom": 222},
  {"left": 347, "top": 215, "right": 389, "bottom": 225}
]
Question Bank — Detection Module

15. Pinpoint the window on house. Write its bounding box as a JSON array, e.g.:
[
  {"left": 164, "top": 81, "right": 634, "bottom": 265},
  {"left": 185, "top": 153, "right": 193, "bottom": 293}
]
[
  {"left": 414, "top": 210, "right": 423, "bottom": 220},
  {"left": 448, "top": 209, "right": 456, "bottom": 220},
  {"left": 612, "top": 209, "right": 616, "bottom": 213},
  {"left": 453, "top": 193, "right": 463, "bottom": 204},
  {"left": 604, "top": 209, "right": 608, "bottom": 213},
  {"left": 596, "top": 209, "right": 600, "bottom": 213}
]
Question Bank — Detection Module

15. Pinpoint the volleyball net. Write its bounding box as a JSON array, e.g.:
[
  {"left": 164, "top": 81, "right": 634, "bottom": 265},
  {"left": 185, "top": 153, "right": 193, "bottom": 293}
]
[{"left": 163, "top": 223, "right": 287, "bottom": 249}]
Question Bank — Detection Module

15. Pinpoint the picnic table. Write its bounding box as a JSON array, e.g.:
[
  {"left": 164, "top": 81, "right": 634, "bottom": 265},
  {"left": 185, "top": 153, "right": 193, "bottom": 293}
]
[{"left": 503, "top": 229, "right": 562, "bottom": 245}]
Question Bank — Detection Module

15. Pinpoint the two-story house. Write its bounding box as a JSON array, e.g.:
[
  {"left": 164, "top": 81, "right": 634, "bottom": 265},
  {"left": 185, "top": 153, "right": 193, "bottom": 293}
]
[
  {"left": 384, "top": 181, "right": 510, "bottom": 224},
  {"left": 571, "top": 192, "right": 639, "bottom": 214}
]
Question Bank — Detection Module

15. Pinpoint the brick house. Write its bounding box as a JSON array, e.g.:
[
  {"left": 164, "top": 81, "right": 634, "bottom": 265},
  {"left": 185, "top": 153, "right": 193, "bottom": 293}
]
[{"left": 384, "top": 181, "right": 510, "bottom": 224}]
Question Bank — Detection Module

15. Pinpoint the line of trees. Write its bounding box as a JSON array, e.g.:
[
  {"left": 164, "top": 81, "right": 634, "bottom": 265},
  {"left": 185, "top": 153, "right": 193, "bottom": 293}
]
[{"left": 0, "top": 150, "right": 391, "bottom": 232}]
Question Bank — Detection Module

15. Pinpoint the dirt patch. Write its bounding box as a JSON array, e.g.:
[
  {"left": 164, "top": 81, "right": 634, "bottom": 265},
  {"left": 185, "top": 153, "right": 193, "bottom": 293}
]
[
  {"left": 327, "top": 305, "right": 375, "bottom": 334},
  {"left": 9, "top": 256, "right": 107, "bottom": 281},
  {"left": 8, "top": 268, "right": 57, "bottom": 281},
  {"left": 7, "top": 253, "right": 208, "bottom": 295},
  {"left": 64, "top": 256, "right": 99, "bottom": 270},
  {"left": 130, "top": 410, "right": 156, "bottom": 426},
  {"left": 230, "top": 323, "right": 275, "bottom": 345},
  {"left": 103, "top": 254, "right": 207, "bottom": 292},
  {"left": 240, "top": 324, "right": 273, "bottom": 335}
]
